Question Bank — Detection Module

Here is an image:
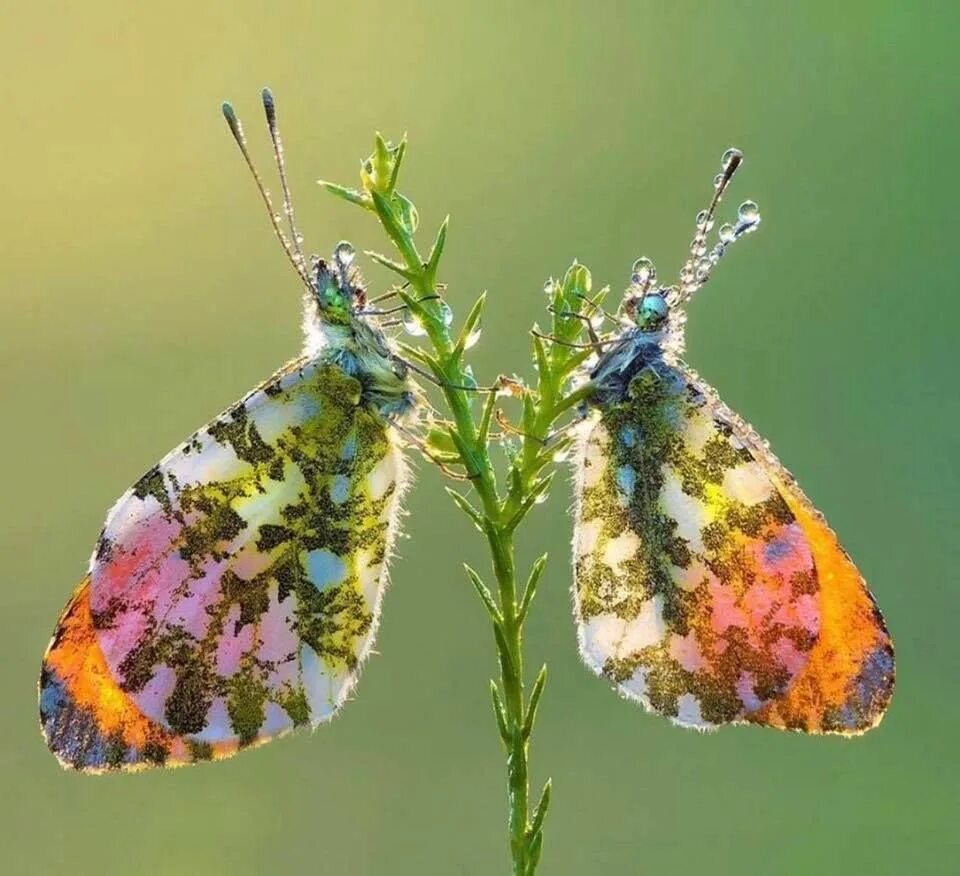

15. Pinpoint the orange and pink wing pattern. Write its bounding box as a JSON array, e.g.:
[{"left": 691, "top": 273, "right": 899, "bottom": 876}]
[
  {"left": 40, "top": 358, "right": 407, "bottom": 770},
  {"left": 573, "top": 363, "right": 894, "bottom": 733}
]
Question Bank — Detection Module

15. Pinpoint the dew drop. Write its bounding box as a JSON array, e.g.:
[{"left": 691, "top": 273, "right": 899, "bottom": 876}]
[
  {"left": 534, "top": 490, "right": 550, "bottom": 505},
  {"left": 437, "top": 299, "right": 454, "bottom": 328},
  {"left": 718, "top": 223, "right": 736, "bottom": 244},
  {"left": 738, "top": 200, "right": 760, "bottom": 223},
  {"left": 543, "top": 279, "right": 555, "bottom": 296},
  {"left": 461, "top": 364, "right": 478, "bottom": 390},
  {"left": 721, "top": 147, "right": 743, "bottom": 170},
  {"left": 713, "top": 173, "right": 725, "bottom": 190},
  {"left": 335, "top": 241, "right": 355, "bottom": 266},
  {"left": 631, "top": 257, "right": 656, "bottom": 285},
  {"left": 402, "top": 307, "right": 428, "bottom": 336},
  {"left": 695, "top": 210, "right": 714, "bottom": 231},
  {"left": 462, "top": 318, "right": 482, "bottom": 350}
]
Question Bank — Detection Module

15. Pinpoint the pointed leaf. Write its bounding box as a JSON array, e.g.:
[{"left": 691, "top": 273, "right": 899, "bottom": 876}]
[
  {"left": 318, "top": 180, "right": 370, "bottom": 209},
  {"left": 452, "top": 290, "right": 486, "bottom": 361},
  {"left": 425, "top": 215, "right": 449, "bottom": 285},
  {"left": 490, "top": 681, "right": 510, "bottom": 745},
  {"left": 518, "top": 553, "right": 547, "bottom": 625},
  {"left": 445, "top": 487, "right": 485, "bottom": 531},
  {"left": 387, "top": 136, "right": 407, "bottom": 192},
  {"left": 365, "top": 249, "right": 416, "bottom": 282},
  {"left": 464, "top": 564, "right": 503, "bottom": 625},
  {"left": 522, "top": 665, "right": 547, "bottom": 739}
]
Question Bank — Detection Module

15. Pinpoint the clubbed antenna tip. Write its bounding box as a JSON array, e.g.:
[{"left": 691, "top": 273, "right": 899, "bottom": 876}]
[
  {"left": 221, "top": 101, "right": 242, "bottom": 141},
  {"left": 261, "top": 87, "right": 276, "bottom": 127}
]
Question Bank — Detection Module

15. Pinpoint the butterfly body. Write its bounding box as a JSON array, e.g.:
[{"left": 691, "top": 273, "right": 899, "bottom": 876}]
[{"left": 41, "top": 244, "right": 416, "bottom": 771}]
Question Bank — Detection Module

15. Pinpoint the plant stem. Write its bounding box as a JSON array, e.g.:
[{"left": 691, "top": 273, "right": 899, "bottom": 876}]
[{"left": 322, "top": 140, "right": 594, "bottom": 873}]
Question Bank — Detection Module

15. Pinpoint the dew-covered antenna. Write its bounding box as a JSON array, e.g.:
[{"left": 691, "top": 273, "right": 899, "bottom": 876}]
[
  {"left": 261, "top": 88, "right": 307, "bottom": 276},
  {"left": 221, "top": 96, "right": 313, "bottom": 293},
  {"left": 674, "top": 147, "right": 761, "bottom": 303}
]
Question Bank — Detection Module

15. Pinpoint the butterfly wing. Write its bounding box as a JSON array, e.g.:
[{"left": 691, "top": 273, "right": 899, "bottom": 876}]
[
  {"left": 573, "top": 362, "right": 893, "bottom": 734},
  {"left": 40, "top": 357, "right": 408, "bottom": 771}
]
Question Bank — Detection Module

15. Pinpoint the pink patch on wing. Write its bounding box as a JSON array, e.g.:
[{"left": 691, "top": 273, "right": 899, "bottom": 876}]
[
  {"left": 670, "top": 631, "right": 706, "bottom": 672},
  {"left": 756, "top": 523, "right": 812, "bottom": 581},
  {"left": 216, "top": 605, "right": 255, "bottom": 677},
  {"left": 708, "top": 578, "right": 748, "bottom": 633},
  {"left": 772, "top": 636, "right": 807, "bottom": 676}
]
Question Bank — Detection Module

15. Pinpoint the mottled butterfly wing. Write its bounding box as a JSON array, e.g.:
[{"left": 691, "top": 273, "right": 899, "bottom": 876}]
[
  {"left": 40, "top": 357, "right": 407, "bottom": 770},
  {"left": 573, "top": 363, "right": 893, "bottom": 734}
]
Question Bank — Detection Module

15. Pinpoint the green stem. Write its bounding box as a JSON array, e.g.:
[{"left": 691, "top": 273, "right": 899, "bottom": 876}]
[{"left": 325, "top": 144, "right": 590, "bottom": 873}]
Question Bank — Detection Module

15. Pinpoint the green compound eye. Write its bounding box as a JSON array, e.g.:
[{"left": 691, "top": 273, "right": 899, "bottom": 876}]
[
  {"left": 637, "top": 292, "right": 668, "bottom": 331},
  {"left": 313, "top": 262, "right": 353, "bottom": 325}
]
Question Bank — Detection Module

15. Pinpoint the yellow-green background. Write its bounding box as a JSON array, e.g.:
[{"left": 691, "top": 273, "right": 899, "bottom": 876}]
[{"left": 1, "top": 2, "right": 956, "bottom": 873}]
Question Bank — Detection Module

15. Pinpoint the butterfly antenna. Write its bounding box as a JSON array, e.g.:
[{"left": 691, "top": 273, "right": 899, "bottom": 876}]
[
  {"left": 261, "top": 88, "right": 308, "bottom": 276},
  {"left": 221, "top": 99, "right": 313, "bottom": 293},
  {"left": 676, "top": 147, "right": 761, "bottom": 303}
]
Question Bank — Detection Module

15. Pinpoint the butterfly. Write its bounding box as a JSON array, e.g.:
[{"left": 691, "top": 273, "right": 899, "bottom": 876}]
[
  {"left": 571, "top": 149, "right": 894, "bottom": 734},
  {"left": 38, "top": 90, "right": 420, "bottom": 771}
]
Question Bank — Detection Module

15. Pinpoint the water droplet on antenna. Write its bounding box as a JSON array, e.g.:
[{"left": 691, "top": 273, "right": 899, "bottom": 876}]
[
  {"left": 631, "top": 257, "right": 656, "bottom": 286},
  {"left": 335, "top": 241, "right": 355, "bottom": 266},
  {"left": 721, "top": 147, "right": 743, "bottom": 170},
  {"left": 718, "top": 223, "right": 736, "bottom": 244}
]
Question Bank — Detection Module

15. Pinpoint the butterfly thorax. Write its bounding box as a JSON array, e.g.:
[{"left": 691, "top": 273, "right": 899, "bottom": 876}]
[{"left": 587, "top": 329, "right": 674, "bottom": 409}]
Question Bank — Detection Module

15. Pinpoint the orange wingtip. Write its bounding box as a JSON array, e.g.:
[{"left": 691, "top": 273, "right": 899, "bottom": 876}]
[
  {"left": 749, "top": 481, "right": 895, "bottom": 735},
  {"left": 39, "top": 578, "right": 242, "bottom": 772}
]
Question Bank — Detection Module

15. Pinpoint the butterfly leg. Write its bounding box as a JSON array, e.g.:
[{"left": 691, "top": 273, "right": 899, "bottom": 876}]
[
  {"left": 386, "top": 417, "right": 478, "bottom": 480},
  {"left": 389, "top": 353, "right": 503, "bottom": 393}
]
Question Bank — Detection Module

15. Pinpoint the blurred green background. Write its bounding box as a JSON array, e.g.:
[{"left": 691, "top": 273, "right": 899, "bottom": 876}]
[{"left": 2, "top": 1, "right": 957, "bottom": 873}]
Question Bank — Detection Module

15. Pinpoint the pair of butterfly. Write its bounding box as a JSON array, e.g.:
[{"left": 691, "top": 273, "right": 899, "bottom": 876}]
[{"left": 39, "top": 90, "right": 894, "bottom": 772}]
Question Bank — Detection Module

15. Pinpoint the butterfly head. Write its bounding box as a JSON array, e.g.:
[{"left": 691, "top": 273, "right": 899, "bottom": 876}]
[
  {"left": 634, "top": 290, "right": 669, "bottom": 333},
  {"left": 311, "top": 242, "right": 365, "bottom": 326}
]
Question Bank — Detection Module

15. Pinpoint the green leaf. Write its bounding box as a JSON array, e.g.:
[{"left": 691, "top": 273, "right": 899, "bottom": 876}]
[
  {"left": 526, "top": 831, "right": 543, "bottom": 875},
  {"left": 425, "top": 215, "right": 449, "bottom": 286},
  {"left": 532, "top": 331, "right": 550, "bottom": 379},
  {"left": 445, "top": 487, "right": 485, "bottom": 531},
  {"left": 394, "top": 340, "right": 438, "bottom": 370},
  {"left": 521, "top": 392, "right": 537, "bottom": 436},
  {"left": 477, "top": 390, "right": 498, "bottom": 446},
  {"left": 464, "top": 564, "right": 503, "bottom": 625},
  {"left": 373, "top": 132, "right": 391, "bottom": 190},
  {"left": 492, "top": 623, "right": 516, "bottom": 678},
  {"left": 387, "top": 136, "right": 407, "bottom": 192},
  {"left": 453, "top": 290, "right": 486, "bottom": 361},
  {"left": 318, "top": 180, "right": 370, "bottom": 209},
  {"left": 529, "top": 779, "right": 551, "bottom": 840},
  {"left": 370, "top": 189, "right": 420, "bottom": 267},
  {"left": 447, "top": 429, "right": 483, "bottom": 481},
  {"left": 527, "top": 779, "right": 551, "bottom": 863},
  {"left": 518, "top": 554, "right": 547, "bottom": 625},
  {"left": 490, "top": 681, "right": 510, "bottom": 745},
  {"left": 505, "top": 472, "right": 555, "bottom": 531},
  {"left": 365, "top": 249, "right": 416, "bottom": 282},
  {"left": 425, "top": 428, "right": 459, "bottom": 454},
  {"left": 392, "top": 192, "right": 420, "bottom": 234},
  {"left": 522, "top": 664, "right": 547, "bottom": 740}
]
